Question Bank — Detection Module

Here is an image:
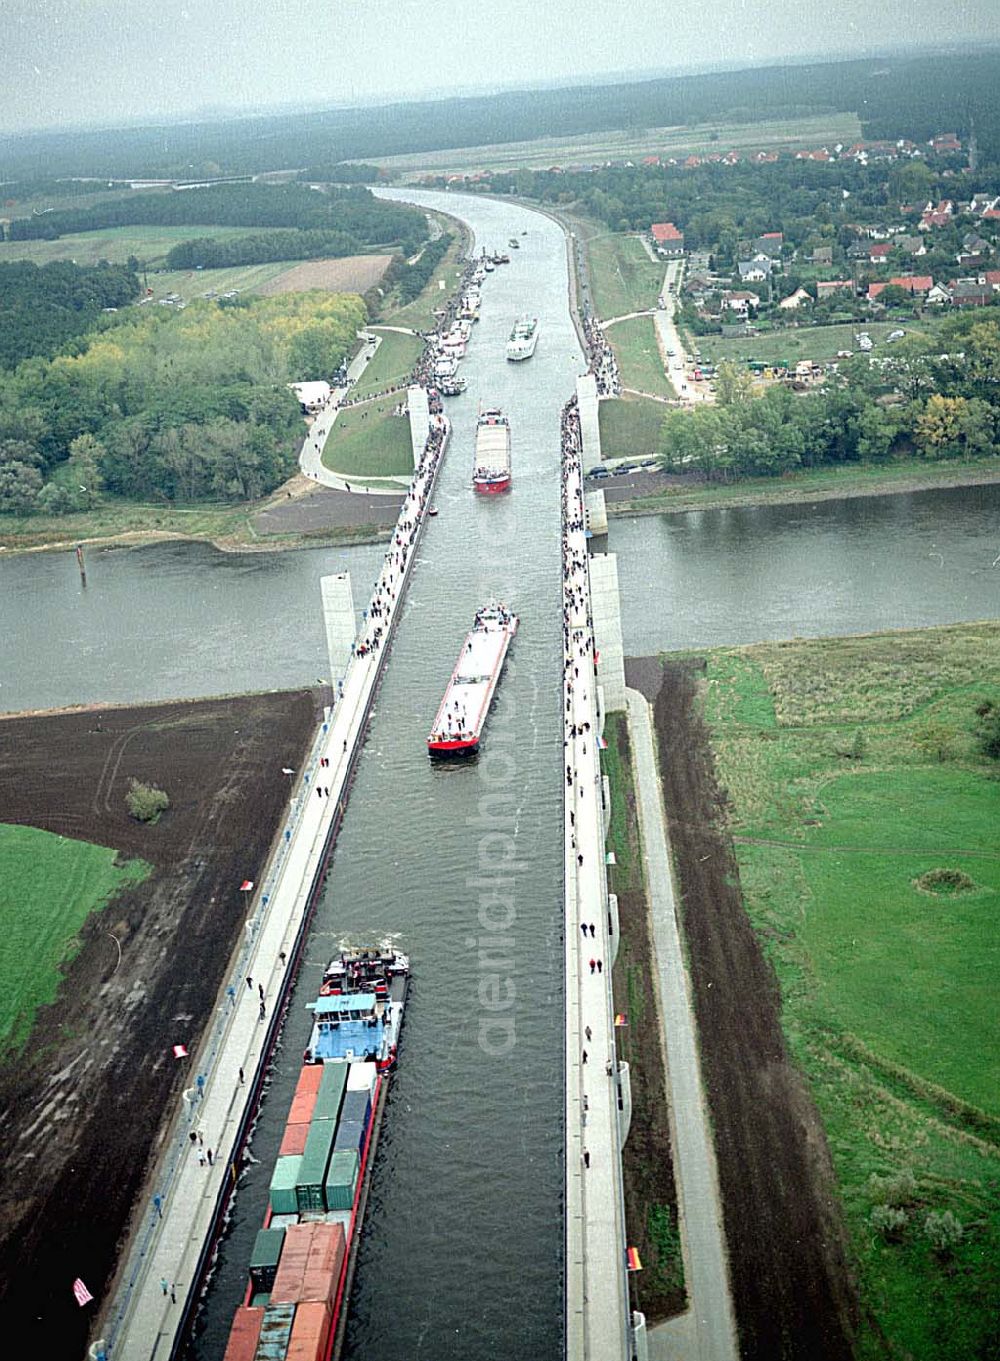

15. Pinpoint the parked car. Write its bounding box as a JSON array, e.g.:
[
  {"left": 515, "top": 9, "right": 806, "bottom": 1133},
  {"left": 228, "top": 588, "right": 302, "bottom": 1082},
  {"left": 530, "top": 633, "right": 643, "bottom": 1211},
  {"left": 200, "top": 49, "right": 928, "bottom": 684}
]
[{"left": 887, "top": 329, "right": 906, "bottom": 342}]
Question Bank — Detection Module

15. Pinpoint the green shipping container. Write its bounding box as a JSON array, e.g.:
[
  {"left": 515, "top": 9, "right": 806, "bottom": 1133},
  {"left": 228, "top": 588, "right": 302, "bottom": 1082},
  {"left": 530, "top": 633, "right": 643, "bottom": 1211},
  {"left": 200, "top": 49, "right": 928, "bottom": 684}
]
[
  {"left": 250, "top": 1225, "right": 286, "bottom": 1291},
  {"left": 324, "top": 1149, "right": 360, "bottom": 1211},
  {"left": 312, "top": 1063, "right": 348, "bottom": 1123},
  {"left": 296, "top": 1119, "right": 337, "bottom": 1213},
  {"left": 269, "top": 1155, "right": 303, "bottom": 1216}
]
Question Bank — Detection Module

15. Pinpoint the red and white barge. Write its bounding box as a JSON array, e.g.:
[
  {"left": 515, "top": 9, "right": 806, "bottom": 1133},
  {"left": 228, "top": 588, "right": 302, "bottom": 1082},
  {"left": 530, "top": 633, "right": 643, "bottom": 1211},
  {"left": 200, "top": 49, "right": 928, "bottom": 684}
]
[
  {"left": 427, "top": 602, "right": 518, "bottom": 757},
  {"left": 472, "top": 406, "right": 511, "bottom": 494}
]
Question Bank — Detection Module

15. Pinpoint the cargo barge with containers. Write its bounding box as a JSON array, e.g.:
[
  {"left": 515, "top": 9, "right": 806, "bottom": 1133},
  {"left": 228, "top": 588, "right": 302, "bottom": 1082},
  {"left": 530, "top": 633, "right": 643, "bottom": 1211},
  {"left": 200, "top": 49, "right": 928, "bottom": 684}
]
[
  {"left": 427, "top": 601, "right": 518, "bottom": 758},
  {"left": 223, "top": 943, "right": 409, "bottom": 1361}
]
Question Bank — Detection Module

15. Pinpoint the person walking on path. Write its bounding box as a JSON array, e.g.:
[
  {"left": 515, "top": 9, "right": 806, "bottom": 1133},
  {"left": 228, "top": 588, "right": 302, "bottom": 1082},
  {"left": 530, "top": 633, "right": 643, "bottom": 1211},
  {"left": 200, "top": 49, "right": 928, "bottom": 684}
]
[
  {"left": 188, "top": 1131, "right": 197, "bottom": 1147},
  {"left": 246, "top": 976, "right": 253, "bottom": 990},
  {"left": 259, "top": 1000, "right": 266, "bottom": 1020},
  {"left": 585, "top": 1025, "right": 592, "bottom": 1042},
  {"left": 197, "top": 1131, "right": 203, "bottom": 1147},
  {"left": 258, "top": 983, "right": 264, "bottom": 1001},
  {"left": 207, "top": 1148, "right": 214, "bottom": 1166},
  {"left": 197, "top": 1150, "right": 206, "bottom": 1167},
  {"left": 160, "top": 1278, "right": 169, "bottom": 1296},
  {"left": 582, "top": 1050, "right": 588, "bottom": 1064},
  {"left": 583, "top": 1149, "right": 591, "bottom": 1169},
  {"left": 279, "top": 951, "right": 286, "bottom": 966},
  {"left": 170, "top": 1284, "right": 176, "bottom": 1305},
  {"left": 238, "top": 1067, "right": 245, "bottom": 1086},
  {"left": 596, "top": 959, "right": 603, "bottom": 973},
  {"left": 589, "top": 958, "right": 596, "bottom": 974}
]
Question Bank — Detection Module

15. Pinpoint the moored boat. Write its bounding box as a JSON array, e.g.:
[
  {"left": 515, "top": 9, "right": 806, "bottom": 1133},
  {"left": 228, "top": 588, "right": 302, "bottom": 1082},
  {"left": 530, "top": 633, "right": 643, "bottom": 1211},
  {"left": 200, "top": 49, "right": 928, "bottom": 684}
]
[
  {"left": 472, "top": 406, "right": 511, "bottom": 494},
  {"left": 427, "top": 602, "right": 518, "bottom": 757},
  {"left": 222, "top": 943, "right": 409, "bottom": 1361}
]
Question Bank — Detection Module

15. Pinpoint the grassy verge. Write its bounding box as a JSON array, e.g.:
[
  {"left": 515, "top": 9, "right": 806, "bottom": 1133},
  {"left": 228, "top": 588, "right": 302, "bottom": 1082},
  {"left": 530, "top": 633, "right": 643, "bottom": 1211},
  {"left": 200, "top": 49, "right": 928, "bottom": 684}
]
[
  {"left": 607, "top": 315, "right": 672, "bottom": 398},
  {"left": 0, "top": 824, "right": 150, "bottom": 1051},
  {"left": 696, "top": 623, "right": 1000, "bottom": 1358},
  {"left": 0, "top": 224, "right": 260, "bottom": 268},
  {"left": 604, "top": 714, "right": 686, "bottom": 1322},
  {"left": 382, "top": 231, "right": 466, "bottom": 332},
  {"left": 611, "top": 457, "right": 1000, "bottom": 517},
  {"left": 695, "top": 320, "right": 937, "bottom": 367},
  {"left": 588, "top": 234, "right": 664, "bottom": 320},
  {"left": 598, "top": 396, "right": 667, "bottom": 461},
  {"left": 321, "top": 397, "right": 413, "bottom": 478},
  {"left": 351, "top": 329, "right": 425, "bottom": 400}
]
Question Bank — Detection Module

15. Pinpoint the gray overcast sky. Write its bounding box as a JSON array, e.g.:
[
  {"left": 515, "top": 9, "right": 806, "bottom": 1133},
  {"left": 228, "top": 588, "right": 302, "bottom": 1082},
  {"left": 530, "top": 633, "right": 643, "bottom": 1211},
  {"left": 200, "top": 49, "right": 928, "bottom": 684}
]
[{"left": 3, "top": 0, "right": 1000, "bottom": 134}]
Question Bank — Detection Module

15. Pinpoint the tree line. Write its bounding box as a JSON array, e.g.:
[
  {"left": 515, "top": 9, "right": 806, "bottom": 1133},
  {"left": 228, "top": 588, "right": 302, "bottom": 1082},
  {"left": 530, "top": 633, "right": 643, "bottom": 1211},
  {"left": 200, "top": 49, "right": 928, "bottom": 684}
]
[
  {"left": 164, "top": 228, "right": 361, "bottom": 270},
  {"left": 381, "top": 232, "right": 454, "bottom": 305},
  {"left": 7, "top": 182, "right": 427, "bottom": 255},
  {"left": 0, "top": 260, "right": 141, "bottom": 369},
  {"left": 0, "top": 288, "right": 365, "bottom": 516},
  {"left": 656, "top": 313, "right": 1000, "bottom": 480}
]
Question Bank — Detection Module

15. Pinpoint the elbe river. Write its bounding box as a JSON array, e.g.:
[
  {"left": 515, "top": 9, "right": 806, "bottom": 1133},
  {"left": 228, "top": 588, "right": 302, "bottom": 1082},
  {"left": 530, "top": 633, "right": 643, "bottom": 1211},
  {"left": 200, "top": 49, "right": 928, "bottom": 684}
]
[{"left": 1, "top": 190, "right": 998, "bottom": 1358}]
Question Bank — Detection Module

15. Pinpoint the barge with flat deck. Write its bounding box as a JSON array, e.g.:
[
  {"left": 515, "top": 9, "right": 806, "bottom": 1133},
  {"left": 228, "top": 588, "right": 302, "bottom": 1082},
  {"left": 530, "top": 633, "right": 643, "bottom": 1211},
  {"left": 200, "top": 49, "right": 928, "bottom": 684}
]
[{"left": 427, "top": 602, "right": 518, "bottom": 757}]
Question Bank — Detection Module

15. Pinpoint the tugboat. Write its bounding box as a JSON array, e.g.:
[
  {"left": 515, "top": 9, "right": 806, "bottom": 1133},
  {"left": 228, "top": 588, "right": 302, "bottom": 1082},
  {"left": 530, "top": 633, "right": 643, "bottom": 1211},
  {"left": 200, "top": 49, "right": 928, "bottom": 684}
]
[
  {"left": 427, "top": 603, "right": 518, "bottom": 756},
  {"left": 472, "top": 407, "right": 511, "bottom": 494}
]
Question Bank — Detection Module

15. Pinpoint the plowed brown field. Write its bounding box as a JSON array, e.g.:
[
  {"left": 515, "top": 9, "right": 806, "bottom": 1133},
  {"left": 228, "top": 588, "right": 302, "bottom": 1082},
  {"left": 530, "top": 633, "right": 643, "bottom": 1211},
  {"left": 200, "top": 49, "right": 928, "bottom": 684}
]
[
  {"left": 257, "top": 254, "right": 392, "bottom": 295},
  {"left": 0, "top": 692, "right": 322, "bottom": 1357},
  {"left": 626, "top": 656, "right": 857, "bottom": 1361}
]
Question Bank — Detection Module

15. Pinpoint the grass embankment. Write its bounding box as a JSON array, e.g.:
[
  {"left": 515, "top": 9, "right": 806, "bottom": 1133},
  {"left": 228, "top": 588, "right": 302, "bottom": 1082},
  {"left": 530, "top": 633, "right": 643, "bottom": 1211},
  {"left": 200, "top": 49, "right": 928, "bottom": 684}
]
[
  {"left": 0, "top": 824, "right": 149, "bottom": 1051},
  {"left": 321, "top": 397, "right": 413, "bottom": 478},
  {"left": 382, "top": 231, "right": 466, "bottom": 333},
  {"left": 697, "top": 623, "right": 1000, "bottom": 1359},
  {"left": 351, "top": 329, "right": 425, "bottom": 401},
  {"left": 598, "top": 396, "right": 666, "bottom": 461},
  {"left": 0, "top": 224, "right": 259, "bottom": 268},
  {"left": 603, "top": 715, "right": 686, "bottom": 1322},
  {"left": 606, "top": 315, "right": 672, "bottom": 398},
  {"left": 696, "top": 320, "right": 934, "bottom": 367},
  {"left": 587, "top": 234, "right": 663, "bottom": 320},
  {"left": 612, "top": 456, "right": 1000, "bottom": 517}
]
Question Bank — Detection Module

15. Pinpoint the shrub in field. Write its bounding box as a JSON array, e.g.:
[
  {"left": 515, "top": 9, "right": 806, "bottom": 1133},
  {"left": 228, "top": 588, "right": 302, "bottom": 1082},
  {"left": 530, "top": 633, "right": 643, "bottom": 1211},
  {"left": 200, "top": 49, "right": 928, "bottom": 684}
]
[
  {"left": 125, "top": 779, "right": 169, "bottom": 823},
  {"left": 871, "top": 1204, "right": 908, "bottom": 1240},
  {"left": 924, "top": 1209, "right": 963, "bottom": 1255},
  {"left": 914, "top": 867, "right": 976, "bottom": 896},
  {"left": 868, "top": 1169, "right": 917, "bottom": 1209}
]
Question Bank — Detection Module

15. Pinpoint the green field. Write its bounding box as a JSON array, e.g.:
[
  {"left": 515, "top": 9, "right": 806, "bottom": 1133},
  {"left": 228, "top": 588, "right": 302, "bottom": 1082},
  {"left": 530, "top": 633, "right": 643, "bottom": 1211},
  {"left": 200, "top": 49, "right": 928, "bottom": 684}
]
[
  {"left": 0, "top": 224, "right": 259, "bottom": 268},
  {"left": 696, "top": 320, "right": 933, "bottom": 367},
  {"left": 0, "top": 824, "right": 149, "bottom": 1050},
  {"left": 598, "top": 395, "right": 666, "bottom": 460},
  {"left": 370, "top": 112, "right": 864, "bottom": 176},
  {"left": 351, "top": 329, "right": 424, "bottom": 400},
  {"left": 321, "top": 396, "right": 414, "bottom": 478},
  {"left": 606, "top": 315, "right": 673, "bottom": 397},
  {"left": 588, "top": 234, "right": 664, "bottom": 320},
  {"left": 700, "top": 624, "right": 1000, "bottom": 1358}
]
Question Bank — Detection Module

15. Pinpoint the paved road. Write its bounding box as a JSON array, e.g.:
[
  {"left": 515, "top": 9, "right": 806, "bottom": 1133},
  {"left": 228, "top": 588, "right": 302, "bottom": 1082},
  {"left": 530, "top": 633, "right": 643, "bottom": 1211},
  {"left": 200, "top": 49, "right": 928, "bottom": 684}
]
[
  {"left": 298, "top": 332, "right": 410, "bottom": 496},
  {"left": 626, "top": 688, "right": 739, "bottom": 1361}
]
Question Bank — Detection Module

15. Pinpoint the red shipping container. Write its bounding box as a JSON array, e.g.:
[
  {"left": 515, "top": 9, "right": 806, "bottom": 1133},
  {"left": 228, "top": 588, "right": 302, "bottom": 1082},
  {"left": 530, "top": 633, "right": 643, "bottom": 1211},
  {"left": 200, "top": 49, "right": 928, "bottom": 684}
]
[
  {"left": 301, "top": 1223, "right": 346, "bottom": 1305},
  {"left": 286, "top": 1300, "right": 332, "bottom": 1361},
  {"left": 279, "top": 1122, "right": 310, "bottom": 1157},
  {"left": 270, "top": 1223, "right": 315, "bottom": 1304},
  {"left": 288, "top": 1065, "right": 323, "bottom": 1126},
  {"left": 223, "top": 1306, "right": 264, "bottom": 1361}
]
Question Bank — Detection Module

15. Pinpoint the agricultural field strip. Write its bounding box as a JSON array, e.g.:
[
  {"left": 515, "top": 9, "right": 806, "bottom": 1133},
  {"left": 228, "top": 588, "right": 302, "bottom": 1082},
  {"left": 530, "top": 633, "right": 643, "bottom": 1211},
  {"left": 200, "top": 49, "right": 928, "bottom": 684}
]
[{"left": 365, "top": 113, "right": 863, "bottom": 174}]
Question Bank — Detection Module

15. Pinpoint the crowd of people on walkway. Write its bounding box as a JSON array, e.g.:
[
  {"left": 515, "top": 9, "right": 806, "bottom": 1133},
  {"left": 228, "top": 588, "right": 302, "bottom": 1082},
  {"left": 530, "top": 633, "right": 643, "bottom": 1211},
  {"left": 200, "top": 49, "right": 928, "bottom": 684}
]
[
  {"left": 560, "top": 393, "right": 619, "bottom": 1182},
  {"left": 351, "top": 415, "right": 449, "bottom": 664},
  {"left": 581, "top": 315, "right": 621, "bottom": 397}
]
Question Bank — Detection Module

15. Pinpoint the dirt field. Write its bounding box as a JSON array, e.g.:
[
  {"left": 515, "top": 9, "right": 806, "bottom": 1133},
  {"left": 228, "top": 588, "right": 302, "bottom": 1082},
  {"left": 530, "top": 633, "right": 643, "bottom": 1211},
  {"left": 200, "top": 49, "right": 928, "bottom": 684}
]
[
  {"left": 254, "top": 480, "right": 402, "bottom": 536},
  {"left": 0, "top": 692, "right": 322, "bottom": 1357},
  {"left": 257, "top": 254, "right": 393, "bottom": 295},
  {"left": 626, "top": 656, "right": 857, "bottom": 1360}
]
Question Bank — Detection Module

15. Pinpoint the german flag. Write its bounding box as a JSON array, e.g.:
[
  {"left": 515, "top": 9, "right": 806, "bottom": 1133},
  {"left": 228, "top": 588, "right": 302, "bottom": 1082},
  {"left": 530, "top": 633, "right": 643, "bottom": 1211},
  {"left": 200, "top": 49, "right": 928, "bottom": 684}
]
[{"left": 626, "top": 1246, "right": 643, "bottom": 1272}]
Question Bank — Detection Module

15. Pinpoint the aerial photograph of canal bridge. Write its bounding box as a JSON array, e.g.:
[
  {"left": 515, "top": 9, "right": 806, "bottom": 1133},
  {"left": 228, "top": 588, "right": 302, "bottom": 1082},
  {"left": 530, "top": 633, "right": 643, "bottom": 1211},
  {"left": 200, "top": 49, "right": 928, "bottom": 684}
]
[{"left": 1, "top": 4, "right": 999, "bottom": 1360}]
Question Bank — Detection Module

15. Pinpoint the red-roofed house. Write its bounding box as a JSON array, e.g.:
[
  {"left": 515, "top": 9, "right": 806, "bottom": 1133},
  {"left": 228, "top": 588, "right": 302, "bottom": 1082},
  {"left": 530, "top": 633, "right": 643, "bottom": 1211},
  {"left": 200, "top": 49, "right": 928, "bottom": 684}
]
[
  {"left": 930, "top": 134, "right": 962, "bottom": 154},
  {"left": 868, "top": 275, "right": 934, "bottom": 301},
  {"left": 650, "top": 222, "right": 685, "bottom": 257},
  {"left": 868, "top": 243, "right": 894, "bottom": 263},
  {"left": 816, "top": 279, "right": 854, "bottom": 298},
  {"left": 985, "top": 270, "right": 1000, "bottom": 291}
]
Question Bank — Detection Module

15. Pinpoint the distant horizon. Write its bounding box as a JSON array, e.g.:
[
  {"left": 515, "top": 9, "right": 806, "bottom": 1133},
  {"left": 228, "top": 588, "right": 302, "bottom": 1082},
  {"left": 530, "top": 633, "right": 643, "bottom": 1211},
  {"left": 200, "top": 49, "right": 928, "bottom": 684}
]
[
  {"left": 3, "top": 0, "right": 999, "bottom": 140},
  {"left": 5, "top": 40, "right": 996, "bottom": 141}
]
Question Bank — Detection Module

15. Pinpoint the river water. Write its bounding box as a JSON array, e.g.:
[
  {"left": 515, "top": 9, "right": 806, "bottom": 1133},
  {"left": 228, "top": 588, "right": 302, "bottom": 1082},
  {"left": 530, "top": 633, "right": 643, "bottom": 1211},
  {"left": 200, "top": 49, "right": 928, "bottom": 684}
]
[{"left": 1, "top": 192, "right": 997, "bottom": 1361}]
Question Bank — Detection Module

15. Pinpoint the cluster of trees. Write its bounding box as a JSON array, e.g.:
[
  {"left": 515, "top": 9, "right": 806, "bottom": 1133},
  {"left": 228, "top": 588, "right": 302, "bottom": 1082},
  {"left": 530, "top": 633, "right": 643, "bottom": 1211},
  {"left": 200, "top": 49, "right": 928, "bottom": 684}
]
[
  {"left": 8, "top": 183, "right": 427, "bottom": 255},
  {"left": 4, "top": 52, "right": 1000, "bottom": 180},
  {"left": 298, "top": 164, "right": 389, "bottom": 184},
  {"left": 382, "top": 232, "right": 453, "bottom": 305},
  {"left": 164, "top": 228, "right": 359, "bottom": 269},
  {"left": 0, "top": 289, "right": 365, "bottom": 514},
  {"left": 0, "top": 260, "right": 141, "bottom": 369},
  {"left": 657, "top": 313, "right": 1000, "bottom": 480}
]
